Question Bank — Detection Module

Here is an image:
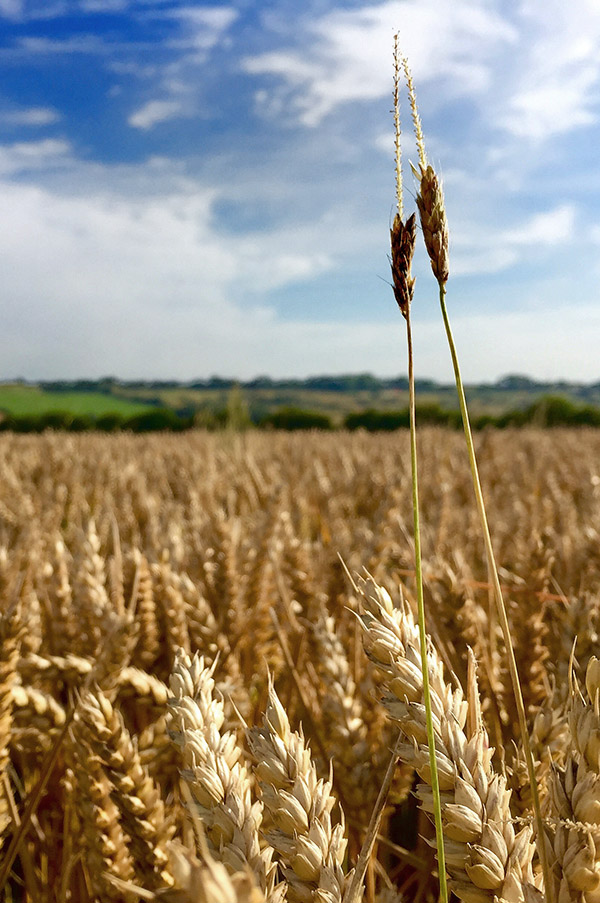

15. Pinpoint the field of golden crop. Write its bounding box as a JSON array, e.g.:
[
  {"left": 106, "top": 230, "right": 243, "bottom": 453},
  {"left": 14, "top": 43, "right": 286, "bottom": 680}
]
[{"left": 0, "top": 428, "right": 599, "bottom": 902}]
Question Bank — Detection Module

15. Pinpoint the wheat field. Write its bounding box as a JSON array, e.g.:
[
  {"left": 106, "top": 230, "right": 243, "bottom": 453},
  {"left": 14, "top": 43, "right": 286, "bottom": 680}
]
[{"left": 0, "top": 427, "right": 598, "bottom": 901}]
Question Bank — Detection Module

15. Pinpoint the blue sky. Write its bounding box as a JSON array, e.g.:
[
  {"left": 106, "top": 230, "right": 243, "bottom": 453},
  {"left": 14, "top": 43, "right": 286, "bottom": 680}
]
[{"left": 1, "top": 0, "right": 600, "bottom": 381}]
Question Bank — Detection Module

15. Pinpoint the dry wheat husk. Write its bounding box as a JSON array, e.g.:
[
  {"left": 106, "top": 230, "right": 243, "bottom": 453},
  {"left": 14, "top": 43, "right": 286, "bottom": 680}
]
[
  {"left": 78, "top": 687, "right": 175, "bottom": 890},
  {"left": 546, "top": 656, "right": 600, "bottom": 902},
  {"left": 153, "top": 842, "right": 267, "bottom": 903},
  {"left": 167, "top": 650, "right": 281, "bottom": 902},
  {"left": 357, "top": 574, "right": 537, "bottom": 903},
  {"left": 247, "top": 677, "right": 349, "bottom": 903}
]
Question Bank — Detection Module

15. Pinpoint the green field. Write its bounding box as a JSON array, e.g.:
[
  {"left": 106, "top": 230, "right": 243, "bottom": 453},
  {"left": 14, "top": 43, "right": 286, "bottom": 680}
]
[
  {"left": 3, "top": 378, "right": 600, "bottom": 427},
  {"left": 0, "top": 385, "right": 152, "bottom": 418}
]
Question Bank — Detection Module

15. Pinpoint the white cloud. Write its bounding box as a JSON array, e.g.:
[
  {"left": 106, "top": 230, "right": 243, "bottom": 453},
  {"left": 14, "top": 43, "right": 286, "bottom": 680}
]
[
  {"left": 500, "top": 83, "right": 597, "bottom": 140},
  {"left": 500, "top": 205, "right": 576, "bottom": 246},
  {"left": 171, "top": 6, "right": 238, "bottom": 33},
  {"left": 237, "top": 245, "right": 332, "bottom": 293},
  {"left": 450, "top": 204, "right": 577, "bottom": 277},
  {"left": 79, "top": 0, "right": 129, "bottom": 10},
  {"left": 432, "top": 304, "right": 600, "bottom": 383},
  {"left": 19, "top": 34, "right": 108, "bottom": 54},
  {"left": 0, "top": 0, "right": 23, "bottom": 18},
  {"left": 118, "top": 6, "right": 238, "bottom": 130},
  {"left": 0, "top": 107, "right": 60, "bottom": 126},
  {"left": 495, "top": 0, "right": 600, "bottom": 140},
  {"left": 0, "top": 163, "right": 338, "bottom": 379},
  {"left": 0, "top": 139, "right": 72, "bottom": 174},
  {"left": 451, "top": 247, "right": 519, "bottom": 278},
  {"left": 243, "top": 0, "right": 516, "bottom": 126},
  {"left": 2, "top": 2, "right": 72, "bottom": 22},
  {"left": 242, "top": 0, "right": 600, "bottom": 155},
  {"left": 128, "top": 99, "right": 186, "bottom": 130},
  {"left": 0, "top": 0, "right": 125, "bottom": 19},
  {"left": 145, "top": 4, "right": 238, "bottom": 55},
  {"left": 216, "top": 298, "right": 593, "bottom": 384},
  {"left": 0, "top": 152, "right": 594, "bottom": 382}
]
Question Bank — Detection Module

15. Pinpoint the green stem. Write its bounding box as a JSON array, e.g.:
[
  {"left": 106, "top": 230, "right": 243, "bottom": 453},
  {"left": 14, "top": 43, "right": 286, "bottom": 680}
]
[
  {"left": 406, "top": 309, "right": 448, "bottom": 903},
  {"left": 437, "top": 283, "right": 552, "bottom": 901}
]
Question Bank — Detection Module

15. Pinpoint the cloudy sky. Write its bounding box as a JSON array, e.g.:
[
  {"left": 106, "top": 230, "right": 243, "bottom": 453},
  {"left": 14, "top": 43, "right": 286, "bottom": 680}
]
[{"left": 1, "top": 0, "right": 600, "bottom": 382}]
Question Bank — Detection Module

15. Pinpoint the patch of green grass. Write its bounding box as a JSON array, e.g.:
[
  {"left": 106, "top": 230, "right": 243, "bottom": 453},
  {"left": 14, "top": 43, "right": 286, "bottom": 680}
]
[{"left": 0, "top": 385, "right": 152, "bottom": 417}]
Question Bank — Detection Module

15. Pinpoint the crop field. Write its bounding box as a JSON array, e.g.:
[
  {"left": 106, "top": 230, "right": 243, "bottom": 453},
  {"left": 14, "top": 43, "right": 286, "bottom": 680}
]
[
  {"left": 0, "top": 386, "right": 152, "bottom": 419},
  {"left": 0, "top": 427, "right": 598, "bottom": 901}
]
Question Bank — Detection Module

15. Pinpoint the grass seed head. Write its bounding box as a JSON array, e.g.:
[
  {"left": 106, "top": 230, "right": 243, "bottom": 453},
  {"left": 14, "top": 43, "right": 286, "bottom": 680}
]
[
  {"left": 413, "top": 162, "right": 450, "bottom": 285},
  {"left": 390, "top": 211, "right": 417, "bottom": 318}
]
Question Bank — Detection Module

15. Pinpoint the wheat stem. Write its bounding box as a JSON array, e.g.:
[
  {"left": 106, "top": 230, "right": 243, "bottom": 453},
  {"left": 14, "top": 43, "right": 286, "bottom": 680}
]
[
  {"left": 407, "top": 308, "right": 449, "bottom": 903},
  {"left": 393, "top": 37, "right": 447, "bottom": 902}
]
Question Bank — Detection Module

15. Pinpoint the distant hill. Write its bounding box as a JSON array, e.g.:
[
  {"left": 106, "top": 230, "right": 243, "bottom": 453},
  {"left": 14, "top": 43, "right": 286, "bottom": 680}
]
[
  {"left": 16, "top": 371, "right": 599, "bottom": 395},
  {"left": 2, "top": 374, "right": 600, "bottom": 427}
]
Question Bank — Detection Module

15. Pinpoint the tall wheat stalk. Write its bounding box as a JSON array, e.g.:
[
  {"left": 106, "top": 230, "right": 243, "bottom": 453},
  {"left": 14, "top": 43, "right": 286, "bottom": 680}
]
[
  {"left": 389, "top": 36, "right": 448, "bottom": 903},
  {"left": 402, "top": 59, "right": 552, "bottom": 900}
]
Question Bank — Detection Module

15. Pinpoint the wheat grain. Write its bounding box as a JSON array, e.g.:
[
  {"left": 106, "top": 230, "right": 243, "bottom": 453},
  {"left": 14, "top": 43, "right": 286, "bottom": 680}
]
[
  {"left": 547, "top": 656, "right": 600, "bottom": 902},
  {"left": 247, "top": 676, "right": 349, "bottom": 903},
  {"left": 78, "top": 687, "right": 175, "bottom": 889},
  {"left": 357, "top": 574, "right": 537, "bottom": 902},
  {"left": 168, "top": 650, "right": 281, "bottom": 901}
]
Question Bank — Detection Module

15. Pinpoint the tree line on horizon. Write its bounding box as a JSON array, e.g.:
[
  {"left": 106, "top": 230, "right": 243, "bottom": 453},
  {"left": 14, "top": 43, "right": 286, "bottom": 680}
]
[
  {"left": 3, "top": 394, "right": 600, "bottom": 433},
  {"left": 8, "top": 372, "right": 600, "bottom": 393}
]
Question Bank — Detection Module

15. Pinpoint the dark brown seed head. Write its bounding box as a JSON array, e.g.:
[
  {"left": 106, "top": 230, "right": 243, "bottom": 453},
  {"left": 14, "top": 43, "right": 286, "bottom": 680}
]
[
  {"left": 414, "top": 164, "right": 449, "bottom": 285},
  {"left": 390, "top": 211, "right": 417, "bottom": 319}
]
